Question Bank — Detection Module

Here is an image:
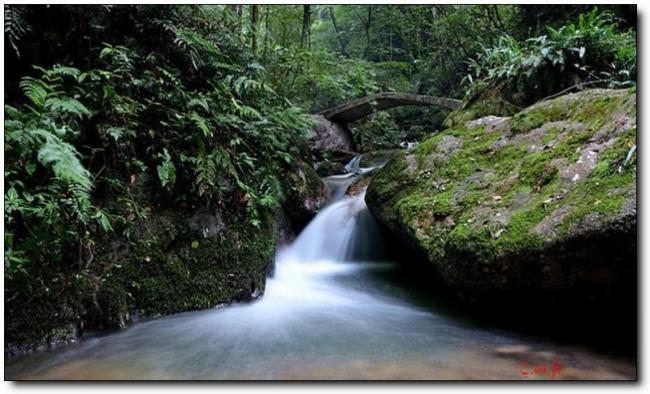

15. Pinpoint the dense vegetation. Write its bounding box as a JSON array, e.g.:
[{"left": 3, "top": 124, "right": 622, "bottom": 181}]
[{"left": 4, "top": 4, "right": 636, "bottom": 350}]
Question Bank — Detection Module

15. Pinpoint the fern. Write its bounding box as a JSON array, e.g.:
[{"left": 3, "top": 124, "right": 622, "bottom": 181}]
[
  {"left": 32, "top": 129, "right": 92, "bottom": 192},
  {"left": 4, "top": 5, "right": 30, "bottom": 58},
  {"left": 194, "top": 148, "right": 218, "bottom": 198},
  {"left": 188, "top": 97, "right": 210, "bottom": 112},
  {"left": 174, "top": 28, "right": 242, "bottom": 72},
  {"left": 189, "top": 111, "right": 212, "bottom": 137},
  {"left": 47, "top": 65, "right": 81, "bottom": 81}
]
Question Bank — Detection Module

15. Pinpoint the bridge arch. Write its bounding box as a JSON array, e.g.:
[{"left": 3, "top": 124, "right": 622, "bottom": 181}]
[{"left": 319, "top": 92, "right": 462, "bottom": 125}]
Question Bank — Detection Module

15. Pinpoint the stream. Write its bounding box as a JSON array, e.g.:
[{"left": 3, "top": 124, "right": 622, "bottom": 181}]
[{"left": 5, "top": 156, "right": 636, "bottom": 380}]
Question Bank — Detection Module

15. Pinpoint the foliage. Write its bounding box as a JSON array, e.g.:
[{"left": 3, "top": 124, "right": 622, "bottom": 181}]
[
  {"left": 465, "top": 8, "right": 636, "bottom": 105},
  {"left": 4, "top": 4, "right": 313, "bottom": 346}
]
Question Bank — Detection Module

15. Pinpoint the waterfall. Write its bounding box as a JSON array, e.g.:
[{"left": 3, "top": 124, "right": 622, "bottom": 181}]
[
  {"left": 280, "top": 154, "right": 384, "bottom": 263},
  {"left": 278, "top": 189, "right": 383, "bottom": 264}
]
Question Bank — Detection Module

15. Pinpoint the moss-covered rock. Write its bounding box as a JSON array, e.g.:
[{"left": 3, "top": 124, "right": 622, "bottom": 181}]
[
  {"left": 366, "top": 89, "right": 636, "bottom": 307},
  {"left": 90, "top": 206, "right": 276, "bottom": 330},
  {"left": 5, "top": 167, "right": 280, "bottom": 355},
  {"left": 282, "top": 160, "right": 327, "bottom": 232}
]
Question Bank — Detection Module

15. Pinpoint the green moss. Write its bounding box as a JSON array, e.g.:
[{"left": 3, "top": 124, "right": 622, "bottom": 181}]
[
  {"left": 414, "top": 132, "right": 447, "bottom": 157},
  {"left": 572, "top": 95, "right": 626, "bottom": 127},
  {"left": 510, "top": 103, "right": 565, "bottom": 134},
  {"left": 518, "top": 152, "right": 559, "bottom": 189}
]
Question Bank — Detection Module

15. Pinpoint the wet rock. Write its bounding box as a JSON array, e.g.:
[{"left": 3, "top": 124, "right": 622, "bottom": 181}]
[
  {"left": 359, "top": 149, "right": 399, "bottom": 168},
  {"left": 316, "top": 160, "right": 347, "bottom": 177},
  {"left": 308, "top": 115, "right": 355, "bottom": 153},
  {"left": 282, "top": 160, "right": 327, "bottom": 232}
]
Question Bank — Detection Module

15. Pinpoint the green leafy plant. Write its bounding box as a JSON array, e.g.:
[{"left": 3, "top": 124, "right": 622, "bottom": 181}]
[{"left": 465, "top": 8, "right": 636, "bottom": 104}]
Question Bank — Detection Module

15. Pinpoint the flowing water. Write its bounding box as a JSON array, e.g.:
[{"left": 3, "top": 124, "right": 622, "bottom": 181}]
[{"left": 5, "top": 156, "right": 636, "bottom": 380}]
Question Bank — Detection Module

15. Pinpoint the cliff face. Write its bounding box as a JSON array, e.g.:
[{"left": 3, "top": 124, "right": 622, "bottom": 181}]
[{"left": 366, "top": 88, "right": 636, "bottom": 307}]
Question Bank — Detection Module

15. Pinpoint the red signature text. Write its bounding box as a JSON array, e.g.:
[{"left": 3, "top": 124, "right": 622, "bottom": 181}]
[{"left": 519, "top": 359, "right": 563, "bottom": 379}]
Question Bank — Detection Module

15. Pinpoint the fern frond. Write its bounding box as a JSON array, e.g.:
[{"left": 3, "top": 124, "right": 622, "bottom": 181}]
[
  {"left": 19, "top": 77, "right": 52, "bottom": 108},
  {"left": 32, "top": 129, "right": 92, "bottom": 192},
  {"left": 188, "top": 97, "right": 210, "bottom": 112},
  {"left": 45, "top": 97, "right": 91, "bottom": 118},
  {"left": 195, "top": 148, "right": 218, "bottom": 197},
  {"left": 190, "top": 111, "right": 212, "bottom": 137},
  {"left": 4, "top": 5, "right": 30, "bottom": 58},
  {"left": 48, "top": 66, "right": 81, "bottom": 82}
]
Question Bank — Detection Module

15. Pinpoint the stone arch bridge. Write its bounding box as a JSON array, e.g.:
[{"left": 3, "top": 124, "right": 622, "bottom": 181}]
[{"left": 310, "top": 92, "right": 462, "bottom": 153}]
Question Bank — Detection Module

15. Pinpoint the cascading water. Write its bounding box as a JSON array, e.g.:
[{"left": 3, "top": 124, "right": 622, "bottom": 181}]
[{"left": 5, "top": 156, "right": 635, "bottom": 380}]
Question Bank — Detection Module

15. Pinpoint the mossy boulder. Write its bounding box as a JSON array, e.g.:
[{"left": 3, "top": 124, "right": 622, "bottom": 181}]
[
  {"left": 90, "top": 206, "right": 276, "bottom": 329},
  {"left": 282, "top": 160, "right": 327, "bottom": 231},
  {"left": 366, "top": 88, "right": 637, "bottom": 307}
]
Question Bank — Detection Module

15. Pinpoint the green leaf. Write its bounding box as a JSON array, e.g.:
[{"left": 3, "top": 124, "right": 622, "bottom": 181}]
[{"left": 156, "top": 148, "right": 176, "bottom": 188}]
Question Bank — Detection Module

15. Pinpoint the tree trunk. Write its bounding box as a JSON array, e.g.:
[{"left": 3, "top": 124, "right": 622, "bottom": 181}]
[
  {"left": 301, "top": 5, "right": 311, "bottom": 49},
  {"left": 329, "top": 6, "right": 348, "bottom": 56},
  {"left": 364, "top": 6, "right": 373, "bottom": 57},
  {"left": 250, "top": 5, "right": 260, "bottom": 57},
  {"left": 263, "top": 5, "right": 270, "bottom": 61}
]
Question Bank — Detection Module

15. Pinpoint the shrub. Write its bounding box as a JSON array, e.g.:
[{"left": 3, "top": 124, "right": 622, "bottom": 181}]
[{"left": 465, "top": 8, "right": 636, "bottom": 105}]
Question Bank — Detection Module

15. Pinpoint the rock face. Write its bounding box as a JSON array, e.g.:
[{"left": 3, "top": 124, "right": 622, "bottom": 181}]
[
  {"left": 308, "top": 115, "right": 356, "bottom": 154},
  {"left": 5, "top": 195, "right": 278, "bottom": 356},
  {"left": 366, "top": 89, "right": 637, "bottom": 307},
  {"left": 92, "top": 206, "right": 276, "bottom": 328},
  {"left": 282, "top": 160, "right": 327, "bottom": 232}
]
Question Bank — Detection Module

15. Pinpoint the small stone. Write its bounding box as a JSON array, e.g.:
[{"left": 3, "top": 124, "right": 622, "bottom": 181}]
[{"left": 495, "top": 345, "right": 530, "bottom": 358}]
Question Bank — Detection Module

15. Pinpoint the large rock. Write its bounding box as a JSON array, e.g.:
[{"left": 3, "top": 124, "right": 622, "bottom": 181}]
[
  {"left": 308, "top": 115, "right": 356, "bottom": 154},
  {"left": 366, "top": 88, "right": 637, "bottom": 307}
]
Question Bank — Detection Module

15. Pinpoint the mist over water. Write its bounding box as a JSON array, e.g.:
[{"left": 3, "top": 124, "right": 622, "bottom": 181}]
[{"left": 5, "top": 156, "right": 636, "bottom": 380}]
